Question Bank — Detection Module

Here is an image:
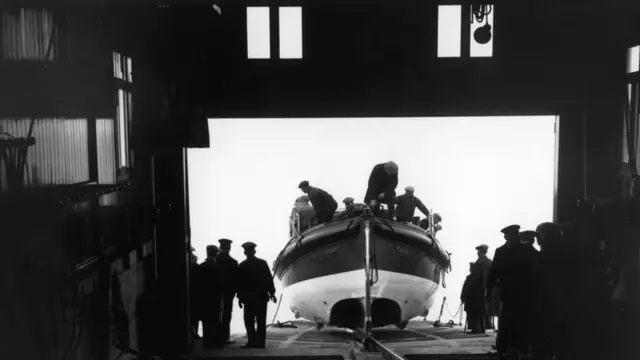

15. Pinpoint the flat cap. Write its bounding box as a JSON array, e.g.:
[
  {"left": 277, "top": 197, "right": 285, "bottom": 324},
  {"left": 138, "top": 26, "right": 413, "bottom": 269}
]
[
  {"left": 501, "top": 224, "right": 521, "bottom": 234},
  {"left": 218, "top": 238, "right": 233, "bottom": 245},
  {"left": 298, "top": 180, "right": 310, "bottom": 188},
  {"left": 384, "top": 161, "right": 399, "bottom": 174},
  {"left": 295, "top": 195, "right": 310, "bottom": 203},
  {"left": 475, "top": 244, "right": 489, "bottom": 251},
  {"left": 405, "top": 186, "right": 415, "bottom": 193},
  {"left": 520, "top": 230, "right": 539, "bottom": 238},
  {"left": 343, "top": 197, "right": 354, "bottom": 204},
  {"left": 536, "top": 222, "right": 559, "bottom": 234},
  {"left": 206, "top": 245, "right": 220, "bottom": 254},
  {"left": 242, "top": 242, "right": 257, "bottom": 249}
]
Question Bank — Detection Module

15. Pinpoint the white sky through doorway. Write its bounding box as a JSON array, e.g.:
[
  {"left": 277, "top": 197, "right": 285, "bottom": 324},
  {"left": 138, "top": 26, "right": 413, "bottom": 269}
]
[{"left": 188, "top": 116, "right": 556, "bottom": 334}]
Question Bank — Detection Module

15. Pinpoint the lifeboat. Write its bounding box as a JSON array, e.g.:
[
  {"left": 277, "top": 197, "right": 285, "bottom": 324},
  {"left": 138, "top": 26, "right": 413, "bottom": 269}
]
[{"left": 273, "top": 205, "right": 451, "bottom": 330}]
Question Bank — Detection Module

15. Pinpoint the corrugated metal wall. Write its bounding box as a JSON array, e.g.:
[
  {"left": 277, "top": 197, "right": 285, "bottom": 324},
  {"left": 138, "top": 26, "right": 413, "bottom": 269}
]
[
  {"left": 96, "top": 118, "right": 119, "bottom": 206},
  {"left": 0, "top": 118, "right": 89, "bottom": 190},
  {"left": 1, "top": 8, "right": 56, "bottom": 61}
]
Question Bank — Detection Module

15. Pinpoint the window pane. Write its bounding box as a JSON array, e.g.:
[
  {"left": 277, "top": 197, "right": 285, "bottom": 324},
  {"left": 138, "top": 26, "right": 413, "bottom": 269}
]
[
  {"left": 627, "top": 46, "right": 639, "bottom": 74},
  {"left": 438, "top": 5, "right": 461, "bottom": 58},
  {"left": 247, "top": 7, "right": 270, "bottom": 59},
  {"left": 279, "top": 7, "right": 303, "bottom": 59},
  {"left": 470, "top": 6, "right": 494, "bottom": 57},
  {"left": 117, "top": 89, "right": 127, "bottom": 167}
]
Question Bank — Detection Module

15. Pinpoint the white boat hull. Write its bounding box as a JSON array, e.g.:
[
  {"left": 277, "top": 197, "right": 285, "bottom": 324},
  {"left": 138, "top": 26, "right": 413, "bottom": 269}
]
[{"left": 284, "top": 269, "right": 440, "bottom": 326}]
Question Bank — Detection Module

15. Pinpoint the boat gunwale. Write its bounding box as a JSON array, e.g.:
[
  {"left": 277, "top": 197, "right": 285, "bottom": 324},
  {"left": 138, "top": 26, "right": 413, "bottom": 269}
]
[{"left": 274, "top": 217, "right": 451, "bottom": 280}]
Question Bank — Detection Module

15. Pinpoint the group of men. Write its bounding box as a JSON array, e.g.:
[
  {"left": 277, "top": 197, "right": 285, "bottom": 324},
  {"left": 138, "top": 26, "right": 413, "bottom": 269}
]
[
  {"left": 460, "top": 223, "right": 580, "bottom": 360},
  {"left": 293, "top": 161, "right": 437, "bottom": 233},
  {"left": 191, "top": 239, "right": 277, "bottom": 349}
]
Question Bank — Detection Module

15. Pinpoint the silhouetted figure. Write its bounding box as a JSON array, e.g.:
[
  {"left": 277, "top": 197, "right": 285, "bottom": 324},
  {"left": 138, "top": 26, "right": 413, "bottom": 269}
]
[
  {"left": 199, "top": 245, "right": 224, "bottom": 349},
  {"left": 474, "top": 244, "right": 496, "bottom": 330},
  {"left": 514, "top": 230, "right": 541, "bottom": 355},
  {"left": 298, "top": 181, "right": 338, "bottom": 224},
  {"left": 291, "top": 195, "right": 315, "bottom": 236},
  {"left": 461, "top": 262, "right": 486, "bottom": 333},
  {"left": 486, "top": 224, "right": 521, "bottom": 357},
  {"left": 534, "top": 222, "right": 570, "bottom": 360},
  {"left": 190, "top": 247, "right": 202, "bottom": 340},
  {"left": 394, "top": 186, "right": 430, "bottom": 221},
  {"left": 236, "top": 242, "right": 276, "bottom": 349},
  {"left": 364, "top": 161, "right": 398, "bottom": 219},
  {"left": 216, "top": 238, "right": 239, "bottom": 345}
]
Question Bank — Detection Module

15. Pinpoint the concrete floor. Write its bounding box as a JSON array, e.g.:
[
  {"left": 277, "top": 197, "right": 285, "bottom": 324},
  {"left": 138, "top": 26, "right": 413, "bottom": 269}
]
[{"left": 192, "top": 320, "right": 497, "bottom": 359}]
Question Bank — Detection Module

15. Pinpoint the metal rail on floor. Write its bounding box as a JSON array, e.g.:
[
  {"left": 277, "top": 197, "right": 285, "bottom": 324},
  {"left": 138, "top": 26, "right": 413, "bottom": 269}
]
[
  {"left": 352, "top": 328, "right": 404, "bottom": 360},
  {"left": 354, "top": 209, "right": 405, "bottom": 360}
]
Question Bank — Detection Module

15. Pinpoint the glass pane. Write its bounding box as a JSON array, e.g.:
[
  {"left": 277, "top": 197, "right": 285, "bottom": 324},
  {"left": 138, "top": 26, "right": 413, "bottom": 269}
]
[
  {"left": 279, "top": 7, "right": 303, "bottom": 59},
  {"left": 470, "top": 6, "right": 494, "bottom": 57},
  {"left": 247, "top": 7, "right": 271, "bottom": 59},
  {"left": 438, "top": 5, "right": 462, "bottom": 58},
  {"left": 627, "top": 46, "right": 639, "bottom": 73}
]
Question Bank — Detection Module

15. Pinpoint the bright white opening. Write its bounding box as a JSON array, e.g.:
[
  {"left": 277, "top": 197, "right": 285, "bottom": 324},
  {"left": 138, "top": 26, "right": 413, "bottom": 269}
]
[
  {"left": 188, "top": 116, "right": 558, "bottom": 333},
  {"left": 279, "top": 7, "right": 303, "bottom": 59},
  {"left": 247, "top": 7, "right": 271, "bottom": 59},
  {"left": 470, "top": 6, "right": 494, "bottom": 57},
  {"left": 627, "top": 46, "right": 639, "bottom": 74},
  {"left": 116, "top": 90, "right": 127, "bottom": 167},
  {"left": 438, "top": 5, "right": 462, "bottom": 58}
]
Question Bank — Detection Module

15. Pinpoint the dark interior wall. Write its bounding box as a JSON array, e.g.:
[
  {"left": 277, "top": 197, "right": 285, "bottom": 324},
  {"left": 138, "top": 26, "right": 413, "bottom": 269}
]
[
  {"left": 210, "top": 0, "right": 593, "bottom": 118},
  {"left": 210, "top": 0, "right": 629, "bottom": 222}
]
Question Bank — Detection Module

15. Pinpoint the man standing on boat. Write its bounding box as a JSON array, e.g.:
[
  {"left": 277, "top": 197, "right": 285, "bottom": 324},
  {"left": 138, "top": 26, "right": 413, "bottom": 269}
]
[
  {"left": 216, "top": 238, "right": 239, "bottom": 345},
  {"left": 236, "top": 242, "right": 277, "bottom": 349},
  {"left": 364, "top": 161, "right": 399, "bottom": 219},
  {"left": 393, "top": 186, "right": 430, "bottom": 222},
  {"left": 298, "top": 181, "right": 338, "bottom": 224}
]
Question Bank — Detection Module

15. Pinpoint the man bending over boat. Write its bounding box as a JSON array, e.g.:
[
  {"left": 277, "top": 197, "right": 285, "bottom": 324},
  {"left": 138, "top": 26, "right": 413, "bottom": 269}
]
[
  {"left": 394, "top": 186, "right": 430, "bottom": 222},
  {"left": 364, "top": 161, "right": 399, "bottom": 219},
  {"left": 298, "top": 181, "right": 338, "bottom": 224}
]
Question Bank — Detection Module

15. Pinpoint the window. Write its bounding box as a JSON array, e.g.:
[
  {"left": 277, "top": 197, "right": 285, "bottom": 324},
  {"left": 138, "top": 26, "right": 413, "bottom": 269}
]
[
  {"left": 113, "top": 52, "right": 133, "bottom": 83},
  {"left": 116, "top": 89, "right": 132, "bottom": 169},
  {"left": 470, "top": 5, "right": 494, "bottom": 57},
  {"left": 113, "top": 51, "right": 133, "bottom": 176},
  {"left": 247, "top": 7, "right": 270, "bottom": 59},
  {"left": 627, "top": 46, "right": 639, "bottom": 74},
  {"left": 1, "top": 8, "right": 57, "bottom": 61},
  {"left": 437, "top": 5, "right": 461, "bottom": 58},
  {"left": 279, "top": 7, "right": 303, "bottom": 59}
]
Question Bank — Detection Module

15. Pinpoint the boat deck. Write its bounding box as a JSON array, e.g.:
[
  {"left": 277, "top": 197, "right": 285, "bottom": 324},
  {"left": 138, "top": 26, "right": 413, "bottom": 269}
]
[{"left": 192, "top": 320, "right": 496, "bottom": 360}]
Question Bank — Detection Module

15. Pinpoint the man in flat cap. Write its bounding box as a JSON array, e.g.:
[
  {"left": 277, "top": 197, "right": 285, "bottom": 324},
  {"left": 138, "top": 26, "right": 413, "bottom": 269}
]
[
  {"left": 290, "top": 195, "right": 315, "bottom": 236},
  {"left": 394, "top": 186, "right": 430, "bottom": 222},
  {"left": 486, "top": 224, "right": 521, "bottom": 357},
  {"left": 534, "top": 222, "right": 572, "bottom": 360},
  {"left": 364, "top": 161, "right": 399, "bottom": 219},
  {"left": 298, "top": 181, "right": 338, "bottom": 225},
  {"left": 474, "top": 244, "right": 496, "bottom": 330},
  {"left": 513, "top": 230, "right": 541, "bottom": 355},
  {"left": 216, "top": 239, "right": 239, "bottom": 345},
  {"left": 461, "top": 262, "right": 486, "bottom": 333},
  {"left": 199, "top": 245, "right": 224, "bottom": 349},
  {"left": 235, "top": 242, "right": 277, "bottom": 349}
]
